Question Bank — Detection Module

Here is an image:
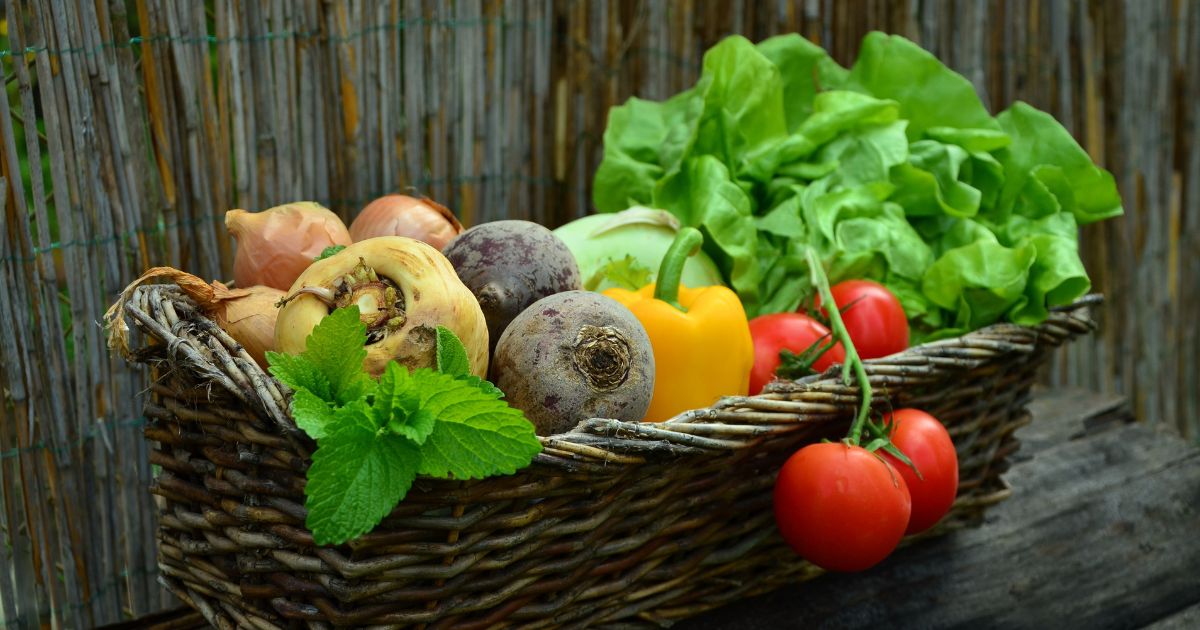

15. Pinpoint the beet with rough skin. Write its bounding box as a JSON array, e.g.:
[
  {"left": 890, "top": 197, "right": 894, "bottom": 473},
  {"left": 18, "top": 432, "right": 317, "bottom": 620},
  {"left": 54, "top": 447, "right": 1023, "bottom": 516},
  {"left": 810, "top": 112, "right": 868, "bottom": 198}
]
[
  {"left": 442, "top": 220, "right": 582, "bottom": 353},
  {"left": 491, "top": 291, "right": 654, "bottom": 436}
]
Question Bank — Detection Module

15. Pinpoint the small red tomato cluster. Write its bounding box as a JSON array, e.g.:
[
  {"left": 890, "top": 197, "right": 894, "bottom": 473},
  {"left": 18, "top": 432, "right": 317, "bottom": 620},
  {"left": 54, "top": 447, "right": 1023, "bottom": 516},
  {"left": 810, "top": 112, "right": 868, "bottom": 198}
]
[
  {"left": 752, "top": 276, "right": 960, "bottom": 572},
  {"left": 772, "top": 408, "right": 959, "bottom": 572},
  {"left": 747, "top": 279, "right": 908, "bottom": 395}
]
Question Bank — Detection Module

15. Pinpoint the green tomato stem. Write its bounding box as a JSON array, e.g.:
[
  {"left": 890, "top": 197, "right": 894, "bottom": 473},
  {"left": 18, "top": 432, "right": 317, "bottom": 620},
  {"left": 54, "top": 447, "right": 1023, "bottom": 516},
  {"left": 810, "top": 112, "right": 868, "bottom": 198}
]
[
  {"left": 804, "top": 248, "right": 872, "bottom": 446},
  {"left": 653, "top": 227, "right": 703, "bottom": 311}
]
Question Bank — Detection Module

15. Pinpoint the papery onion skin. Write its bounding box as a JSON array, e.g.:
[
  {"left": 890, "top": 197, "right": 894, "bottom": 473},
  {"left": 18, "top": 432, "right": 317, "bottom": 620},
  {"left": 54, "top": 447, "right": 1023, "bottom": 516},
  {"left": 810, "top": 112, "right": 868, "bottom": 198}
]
[
  {"left": 215, "top": 285, "right": 285, "bottom": 368},
  {"left": 275, "top": 236, "right": 489, "bottom": 378},
  {"left": 349, "top": 195, "right": 464, "bottom": 250},
  {"left": 227, "top": 202, "right": 353, "bottom": 291}
]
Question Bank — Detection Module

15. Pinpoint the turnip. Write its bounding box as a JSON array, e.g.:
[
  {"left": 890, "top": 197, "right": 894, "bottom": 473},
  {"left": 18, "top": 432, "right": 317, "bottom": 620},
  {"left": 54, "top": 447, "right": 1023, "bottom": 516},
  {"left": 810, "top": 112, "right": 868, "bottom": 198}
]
[
  {"left": 274, "top": 237, "right": 489, "bottom": 378},
  {"left": 442, "top": 220, "right": 581, "bottom": 353},
  {"left": 552, "top": 207, "right": 725, "bottom": 292},
  {"left": 491, "top": 291, "right": 654, "bottom": 436}
]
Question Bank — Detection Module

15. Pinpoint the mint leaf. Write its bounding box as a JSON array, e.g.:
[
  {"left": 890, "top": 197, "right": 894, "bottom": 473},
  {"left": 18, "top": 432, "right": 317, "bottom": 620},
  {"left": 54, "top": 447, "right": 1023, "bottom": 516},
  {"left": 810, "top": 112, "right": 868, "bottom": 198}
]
[
  {"left": 291, "top": 388, "right": 343, "bottom": 439},
  {"left": 373, "top": 362, "right": 437, "bottom": 446},
  {"left": 462, "top": 375, "right": 504, "bottom": 399},
  {"left": 389, "top": 409, "right": 436, "bottom": 445},
  {"left": 307, "top": 307, "right": 374, "bottom": 405},
  {"left": 267, "top": 351, "right": 333, "bottom": 401},
  {"left": 400, "top": 369, "right": 542, "bottom": 479},
  {"left": 314, "top": 244, "right": 347, "bottom": 261},
  {"left": 304, "top": 404, "right": 419, "bottom": 546},
  {"left": 435, "top": 326, "right": 506, "bottom": 398},
  {"left": 435, "top": 326, "right": 471, "bottom": 378}
]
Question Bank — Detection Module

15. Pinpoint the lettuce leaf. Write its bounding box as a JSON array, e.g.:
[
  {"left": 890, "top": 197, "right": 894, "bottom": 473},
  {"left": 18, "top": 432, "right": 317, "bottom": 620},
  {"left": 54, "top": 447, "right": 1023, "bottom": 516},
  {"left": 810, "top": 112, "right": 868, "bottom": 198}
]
[{"left": 591, "top": 31, "right": 1122, "bottom": 337}]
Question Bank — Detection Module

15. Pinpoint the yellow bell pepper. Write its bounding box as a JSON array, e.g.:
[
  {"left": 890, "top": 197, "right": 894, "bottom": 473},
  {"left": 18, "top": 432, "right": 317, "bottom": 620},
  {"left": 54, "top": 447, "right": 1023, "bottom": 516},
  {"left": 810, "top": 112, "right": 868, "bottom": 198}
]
[{"left": 603, "top": 227, "right": 753, "bottom": 422}]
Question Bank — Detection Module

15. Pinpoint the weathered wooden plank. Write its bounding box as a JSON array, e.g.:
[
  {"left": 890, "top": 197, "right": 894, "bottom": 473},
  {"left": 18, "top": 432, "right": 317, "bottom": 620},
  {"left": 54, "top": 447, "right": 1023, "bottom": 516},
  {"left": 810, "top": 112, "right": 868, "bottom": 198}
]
[{"left": 1143, "top": 602, "right": 1200, "bottom": 630}]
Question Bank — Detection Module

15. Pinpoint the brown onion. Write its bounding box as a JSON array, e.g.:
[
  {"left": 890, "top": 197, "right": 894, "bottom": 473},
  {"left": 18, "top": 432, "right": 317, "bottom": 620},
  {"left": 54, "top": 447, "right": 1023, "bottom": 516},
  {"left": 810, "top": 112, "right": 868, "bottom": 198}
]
[
  {"left": 349, "top": 195, "right": 464, "bottom": 250},
  {"left": 104, "top": 267, "right": 283, "bottom": 368},
  {"left": 227, "top": 202, "right": 353, "bottom": 291},
  {"left": 212, "top": 285, "right": 285, "bottom": 368}
]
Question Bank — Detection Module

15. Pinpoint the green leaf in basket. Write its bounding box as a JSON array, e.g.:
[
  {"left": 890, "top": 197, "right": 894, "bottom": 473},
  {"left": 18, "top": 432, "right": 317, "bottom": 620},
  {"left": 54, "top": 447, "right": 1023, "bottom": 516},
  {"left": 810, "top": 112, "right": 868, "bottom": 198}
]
[
  {"left": 434, "top": 326, "right": 504, "bottom": 399},
  {"left": 290, "top": 388, "right": 344, "bottom": 440},
  {"left": 269, "top": 306, "right": 540, "bottom": 546},
  {"left": 435, "top": 325, "right": 472, "bottom": 378},
  {"left": 406, "top": 370, "right": 543, "bottom": 480},
  {"left": 374, "top": 362, "right": 438, "bottom": 446},
  {"left": 266, "top": 306, "right": 374, "bottom": 407},
  {"left": 304, "top": 402, "right": 419, "bottom": 546},
  {"left": 267, "top": 352, "right": 333, "bottom": 402}
]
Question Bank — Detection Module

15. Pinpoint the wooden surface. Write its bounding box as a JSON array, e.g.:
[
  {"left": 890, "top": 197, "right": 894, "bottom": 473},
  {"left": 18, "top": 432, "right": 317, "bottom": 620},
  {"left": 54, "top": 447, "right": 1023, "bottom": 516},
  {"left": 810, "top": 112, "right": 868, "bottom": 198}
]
[
  {"left": 97, "top": 386, "right": 1200, "bottom": 630},
  {"left": 2, "top": 1, "right": 1197, "bottom": 625},
  {"left": 681, "top": 388, "right": 1200, "bottom": 630}
]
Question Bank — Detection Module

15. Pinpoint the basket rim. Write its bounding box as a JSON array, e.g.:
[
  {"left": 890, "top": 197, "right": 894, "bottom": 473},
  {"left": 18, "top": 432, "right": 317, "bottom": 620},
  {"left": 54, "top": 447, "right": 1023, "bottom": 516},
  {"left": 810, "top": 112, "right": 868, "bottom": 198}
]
[{"left": 109, "top": 285, "right": 1100, "bottom": 465}]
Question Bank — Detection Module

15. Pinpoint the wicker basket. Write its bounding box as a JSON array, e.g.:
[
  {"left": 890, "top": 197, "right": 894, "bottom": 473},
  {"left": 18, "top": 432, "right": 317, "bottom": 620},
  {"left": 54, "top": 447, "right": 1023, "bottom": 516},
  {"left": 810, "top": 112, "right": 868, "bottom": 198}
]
[{"left": 110, "top": 284, "right": 1099, "bottom": 629}]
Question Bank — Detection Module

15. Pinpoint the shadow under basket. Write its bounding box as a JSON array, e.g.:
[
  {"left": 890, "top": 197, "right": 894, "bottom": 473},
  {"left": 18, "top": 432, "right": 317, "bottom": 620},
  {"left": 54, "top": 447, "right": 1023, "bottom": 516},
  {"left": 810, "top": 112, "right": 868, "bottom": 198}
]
[{"left": 112, "top": 285, "right": 1100, "bottom": 629}]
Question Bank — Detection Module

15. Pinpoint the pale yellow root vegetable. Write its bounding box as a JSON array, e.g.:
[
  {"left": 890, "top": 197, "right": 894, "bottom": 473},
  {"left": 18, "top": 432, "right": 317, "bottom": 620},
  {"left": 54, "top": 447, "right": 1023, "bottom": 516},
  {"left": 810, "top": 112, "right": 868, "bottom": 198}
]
[{"left": 275, "top": 236, "right": 489, "bottom": 378}]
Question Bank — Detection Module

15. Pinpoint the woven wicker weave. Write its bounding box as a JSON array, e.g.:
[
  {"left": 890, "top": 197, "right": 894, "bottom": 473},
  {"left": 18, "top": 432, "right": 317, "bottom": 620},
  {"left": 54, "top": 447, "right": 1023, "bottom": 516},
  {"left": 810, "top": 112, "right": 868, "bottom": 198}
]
[{"left": 111, "top": 284, "right": 1099, "bottom": 629}]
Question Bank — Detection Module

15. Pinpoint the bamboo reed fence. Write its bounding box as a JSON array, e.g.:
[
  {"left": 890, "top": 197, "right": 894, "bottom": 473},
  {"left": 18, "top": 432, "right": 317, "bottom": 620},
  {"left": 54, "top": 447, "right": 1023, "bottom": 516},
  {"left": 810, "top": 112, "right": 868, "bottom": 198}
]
[{"left": 0, "top": 0, "right": 1195, "bottom": 627}]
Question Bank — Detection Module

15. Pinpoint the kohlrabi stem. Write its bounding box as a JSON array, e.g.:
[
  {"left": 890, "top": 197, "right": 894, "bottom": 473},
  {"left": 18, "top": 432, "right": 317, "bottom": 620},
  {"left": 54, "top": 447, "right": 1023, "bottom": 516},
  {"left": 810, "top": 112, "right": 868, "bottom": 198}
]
[
  {"left": 654, "top": 227, "right": 703, "bottom": 312},
  {"left": 804, "top": 248, "right": 873, "bottom": 446}
]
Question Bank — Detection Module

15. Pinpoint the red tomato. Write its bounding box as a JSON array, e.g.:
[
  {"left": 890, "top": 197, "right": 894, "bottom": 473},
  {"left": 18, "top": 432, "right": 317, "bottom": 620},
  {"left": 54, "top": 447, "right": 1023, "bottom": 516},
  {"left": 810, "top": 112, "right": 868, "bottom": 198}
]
[
  {"left": 773, "top": 442, "right": 911, "bottom": 572},
  {"left": 880, "top": 408, "right": 959, "bottom": 535},
  {"left": 748, "top": 313, "right": 846, "bottom": 395},
  {"left": 813, "top": 279, "right": 909, "bottom": 360}
]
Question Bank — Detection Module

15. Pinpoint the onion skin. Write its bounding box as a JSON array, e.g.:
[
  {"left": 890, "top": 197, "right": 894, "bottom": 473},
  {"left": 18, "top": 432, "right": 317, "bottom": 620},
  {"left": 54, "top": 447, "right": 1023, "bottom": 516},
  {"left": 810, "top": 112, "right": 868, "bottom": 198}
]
[
  {"left": 349, "top": 195, "right": 464, "bottom": 250},
  {"left": 275, "top": 237, "right": 489, "bottom": 378},
  {"left": 215, "top": 285, "right": 285, "bottom": 368},
  {"left": 227, "top": 202, "right": 353, "bottom": 291}
]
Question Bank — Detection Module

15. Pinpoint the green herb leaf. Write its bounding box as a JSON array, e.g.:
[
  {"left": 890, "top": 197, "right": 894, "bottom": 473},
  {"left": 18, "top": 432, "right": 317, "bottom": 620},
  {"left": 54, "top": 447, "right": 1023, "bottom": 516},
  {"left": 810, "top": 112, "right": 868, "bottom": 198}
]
[
  {"left": 374, "top": 362, "right": 437, "bottom": 446},
  {"left": 306, "top": 307, "right": 374, "bottom": 405},
  {"left": 435, "top": 326, "right": 471, "bottom": 378},
  {"left": 267, "top": 351, "right": 333, "bottom": 402},
  {"left": 389, "top": 409, "right": 437, "bottom": 445},
  {"left": 585, "top": 255, "right": 654, "bottom": 291},
  {"left": 304, "top": 404, "right": 419, "bottom": 546},
  {"left": 394, "top": 369, "right": 542, "bottom": 480},
  {"left": 461, "top": 375, "right": 504, "bottom": 399},
  {"left": 315, "top": 245, "right": 347, "bottom": 261},
  {"left": 268, "top": 307, "right": 377, "bottom": 439},
  {"left": 433, "top": 326, "right": 506, "bottom": 398},
  {"left": 291, "top": 388, "right": 342, "bottom": 440}
]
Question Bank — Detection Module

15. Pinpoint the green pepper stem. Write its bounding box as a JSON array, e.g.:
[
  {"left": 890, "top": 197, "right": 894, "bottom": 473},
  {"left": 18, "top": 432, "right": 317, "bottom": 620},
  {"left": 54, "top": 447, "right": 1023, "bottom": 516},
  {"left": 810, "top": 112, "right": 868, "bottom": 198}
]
[
  {"left": 804, "top": 248, "right": 873, "bottom": 446},
  {"left": 654, "top": 227, "right": 703, "bottom": 311}
]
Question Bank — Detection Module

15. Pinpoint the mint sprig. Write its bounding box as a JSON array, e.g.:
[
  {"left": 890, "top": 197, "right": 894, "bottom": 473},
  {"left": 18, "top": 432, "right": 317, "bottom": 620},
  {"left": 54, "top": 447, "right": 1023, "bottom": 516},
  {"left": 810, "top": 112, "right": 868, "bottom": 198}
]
[
  {"left": 436, "top": 324, "right": 504, "bottom": 398},
  {"left": 266, "top": 307, "right": 541, "bottom": 546},
  {"left": 303, "top": 403, "right": 419, "bottom": 545},
  {"left": 268, "top": 306, "right": 374, "bottom": 405}
]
